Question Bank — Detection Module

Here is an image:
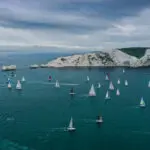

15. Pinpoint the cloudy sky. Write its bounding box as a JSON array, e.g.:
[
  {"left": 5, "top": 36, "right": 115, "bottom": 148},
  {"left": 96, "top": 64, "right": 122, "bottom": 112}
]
[{"left": 0, "top": 0, "right": 150, "bottom": 51}]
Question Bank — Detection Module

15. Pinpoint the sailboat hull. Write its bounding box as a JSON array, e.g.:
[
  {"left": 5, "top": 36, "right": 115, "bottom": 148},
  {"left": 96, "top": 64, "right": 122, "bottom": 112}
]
[
  {"left": 89, "top": 94, "right": 96, "bottom": 97},
  {"left": 96, "top": 119, "right": 103, "bottom": 123},
  {"left": 67, "top": 127, "right": 76, "bottom": 131},
  {"left": 140, "top": 105, "right": 146, "bottom": 108}
]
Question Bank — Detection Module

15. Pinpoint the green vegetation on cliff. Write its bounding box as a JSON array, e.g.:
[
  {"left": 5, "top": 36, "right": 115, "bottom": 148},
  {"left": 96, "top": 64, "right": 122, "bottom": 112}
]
[{"left": 119, "top": 47, "right": 149, "bottom": 58}]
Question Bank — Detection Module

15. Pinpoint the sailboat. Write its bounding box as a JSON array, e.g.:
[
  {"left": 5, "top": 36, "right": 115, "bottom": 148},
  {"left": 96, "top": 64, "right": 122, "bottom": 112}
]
[
  {"left": 48, "top": 75, "right": 52, "bottom": 81},
  {"left": 109, "top": 81, "right": 114, "bottom": 90},
  {"left": 117, "top": 79, "right": 120, "bottom": 84},
  {"left": 96, "top": 115, "right": 103, "bottom": 123},
  {"left": 125, "top": 80, "right": 128, "bottom": 86},
  {"left": 87, "top": 76, "right": 90, "bottom": 82},
  {"left": 148, "top": 81, "right": 150, "bottom": 88},
  {"left": 123, "top": 69, "right": 125, "bottom": 73},
  {"left": 70, "top": 88, "right": 75, "bottom": 95},
  {"left": 89, "top": 84, "right": 96, "bottom": 96},
  {"left": 97, "top": 83, "right": 101, "bottom": 88},
  {"left": 67, "top": 117, "right": 76, "bottom": 131},
  {"left": 21, "top": 76, "right": 25, "bottom": 82},
  {"left": 116, "top": 89, "right": 120, "bottom": 96},
  {"left": 105, "top": 74, "right": 109, "bottom": 80},
  {"left": 8, "top": 82, "right": 12, "bottom": 89},
  {"left": 105, "top": 91, "right": 110, "bottom": 99},
  {"left": 140, "top": 97, "right": 146, "bottom": 108},
  {"left": 16, "top": 80, "right": 22, "bottom": 90},
  {"left": 55, "top": 80, "right": 60, "bottom": 88}
]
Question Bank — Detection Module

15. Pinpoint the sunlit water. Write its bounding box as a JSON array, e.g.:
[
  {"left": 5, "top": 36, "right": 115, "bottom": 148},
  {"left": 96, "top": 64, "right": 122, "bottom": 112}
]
[{"left": 0, "top": 53, "right": 150, "bottom": 150}]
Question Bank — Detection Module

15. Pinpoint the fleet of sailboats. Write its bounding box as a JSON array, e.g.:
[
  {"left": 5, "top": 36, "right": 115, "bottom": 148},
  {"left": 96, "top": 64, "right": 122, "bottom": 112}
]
[
  {"left": 67, "top": 117, "right": 76, "bottom": 131},
  {"left": 4, "top": 68, "right": 150, "bottom": 132},
  {"left": 89, "top": 84, "right": 96, "bottom": 96}
]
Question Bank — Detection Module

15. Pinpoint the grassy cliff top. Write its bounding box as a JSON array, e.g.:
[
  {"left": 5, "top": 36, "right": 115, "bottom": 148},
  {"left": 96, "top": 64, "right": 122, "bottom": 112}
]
[{"left": 119, "top": 47, "right": 149, "bottom": 58}]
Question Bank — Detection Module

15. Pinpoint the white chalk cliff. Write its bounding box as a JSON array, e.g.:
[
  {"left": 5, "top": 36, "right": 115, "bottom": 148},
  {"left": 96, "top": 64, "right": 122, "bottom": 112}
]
[{"left": 46, "top": 49, "right": 150, "bottom": 68}]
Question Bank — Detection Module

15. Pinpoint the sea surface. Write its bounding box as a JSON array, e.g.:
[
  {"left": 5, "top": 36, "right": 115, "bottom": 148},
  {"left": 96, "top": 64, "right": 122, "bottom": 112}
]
[{"left": 0, "top": 52, "right": 150, "bottom": 150}]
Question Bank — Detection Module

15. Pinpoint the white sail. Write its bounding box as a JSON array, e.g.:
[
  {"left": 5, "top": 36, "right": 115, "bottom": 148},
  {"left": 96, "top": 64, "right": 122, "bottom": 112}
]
[
  {"left": 148, "top": 81, "right": 150, "bottom": 88},
  {"left": 16, "top": 80, "right": 22, "bottom": 90},
  {"left": 87, "top": 76, "right": 90, "bottom": 81},
  {"left": 68, "top": 117, "right": 73, "bottom": 128},
  {"left": 89, "top": 84, "right": 96, "bottom": 96},
  {"left": 105, "top": 91, "right": 110, "bottom": 99},
  {"left": 21, "top": 76, "right": 25, "bottom": 82},
  {"left": 123, "top": 69, "right": 125, "bottom": 73},
  {"left": 97, "top": 83, "right": 101, "bottom": 88},
  {"left": 105, "top": 75, "right": 109, "bottom": 80},
  {"left": 67, "top": 117, "right": 76, "bottom": 131},
  {"left": 8, "top": 82, "right": 11, "bottom": 89},
  {"left": 125, "top": 80, "right": 128, "bottom": 86},
  {"left": 117, "top": 79, "right": 120, "bottom": 84},
  {"left": 116, "top": 89, "right": 120, "bottom": 96},
  {"left": 55, "top": 80, "right": 60, "bottom": 88},
  {"left": 140, "top": 97, "right": 146, "bottom": 107},
  {"left": 109, "top": 81, "right": 114, "bottom": 90}
]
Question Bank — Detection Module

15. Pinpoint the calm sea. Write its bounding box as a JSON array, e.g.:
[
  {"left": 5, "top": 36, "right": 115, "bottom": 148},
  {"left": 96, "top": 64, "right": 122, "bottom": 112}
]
[{"left": 0, "top": 52, "right": 150, "bottom": 150}]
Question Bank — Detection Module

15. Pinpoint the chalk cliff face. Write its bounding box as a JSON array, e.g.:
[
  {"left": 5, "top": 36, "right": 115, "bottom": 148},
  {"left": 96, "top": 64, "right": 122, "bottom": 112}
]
[{"left": 46, "top": 49, "right": 150, "bottom": 68}]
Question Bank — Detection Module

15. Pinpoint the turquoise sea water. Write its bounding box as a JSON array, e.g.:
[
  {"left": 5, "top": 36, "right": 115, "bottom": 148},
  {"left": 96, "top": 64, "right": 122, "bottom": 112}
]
[{"left": 0, "top": 53, "right": 150, "bottom": 150}]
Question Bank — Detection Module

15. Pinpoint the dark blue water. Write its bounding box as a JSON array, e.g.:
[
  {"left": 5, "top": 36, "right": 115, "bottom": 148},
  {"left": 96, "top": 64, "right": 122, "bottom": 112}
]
[{"left": 0, "top": 52, "right": 150, "bottom": 150}]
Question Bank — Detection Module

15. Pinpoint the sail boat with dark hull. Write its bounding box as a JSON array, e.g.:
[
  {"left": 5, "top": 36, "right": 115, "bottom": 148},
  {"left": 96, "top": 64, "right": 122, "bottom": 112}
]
[{"left": 69, "top": 87, "right": 76, "bottom": 95}]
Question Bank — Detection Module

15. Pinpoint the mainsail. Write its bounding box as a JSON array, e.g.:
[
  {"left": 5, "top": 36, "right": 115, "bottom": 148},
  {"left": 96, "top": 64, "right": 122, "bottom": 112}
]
[
  {"left": 89, "top": 84, "right": 96, "bottom": 96},
  {"left": 21, "top": 76, "right": 25, "bottom": 82},
  {"left": 125, "top": 80, "right": 128, "bottom": 86},
  {"left": 16, "top": 80, "right": 22, "bottom": 90},
  {"left": 109, "top": 81, "right": 114, "bottom": 90},
  {"left": 140, "top": 97, "right": 146, "bottom": 107},
  {"left": 97, "top": 83, "right": 101, "bottom": 88},
  {"left": 8, "top": 82, "right": 11, "bottom": 89},
  {"left": 116, "top": 89, "right": 120, "bottom": 96},
  {"left": 55, "top": 80, "right": 60, "bottom": 88},
  {"left": 117, "top": 79, "right": 120, "bottom": 84},
  {"left": 148, "top": 81, "right": 150, "bottom": 88},
  {"left": 105, "top": 91, "right": 110, "bottom": 99}
]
